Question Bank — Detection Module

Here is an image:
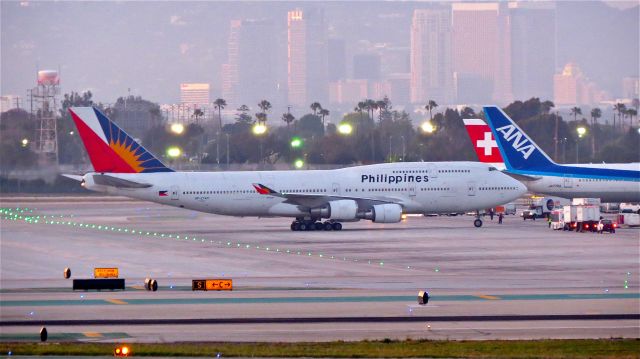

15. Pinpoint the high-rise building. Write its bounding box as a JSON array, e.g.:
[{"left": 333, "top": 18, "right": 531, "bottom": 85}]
[
  {"left": 353, "top": 54, "right": 381, "bottom": 81},
  {"left": 0, "top": 95, "right": 21, "bottom": 112},
  {"left": 222, "top": 20, "right": 277, "bottom": 107},
  {"left": 180, "top": 83, "right": 210, "bottom": 107},
  {"left": 328, "top": 38, "right": 346, "bottom": 81},
  {"left": 329, "top": 79, "right": 369, "bottom": 105},
  {"left": 410, "top": 8, "right": 454, "bottom": 105},
  {"left": 554, "top": 63, "right": 608, "bottom": 106},
  {"left": 287, "top": 8, "right": 328, "bottom": 108},
  {"left": 509, "top": 2, "right": 556, "bottom": 102},
  {"left": 222, "top": 19, "right": 277, "bottom": 108},
  {"left": 452, "top": 2, "right": 512, "bottom": 104}
]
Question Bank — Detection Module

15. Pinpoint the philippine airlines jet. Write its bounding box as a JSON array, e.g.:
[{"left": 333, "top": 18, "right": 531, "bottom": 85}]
[
  {"left": 478, "top": 106, "right": 640, "bottom": 203},
  {"left": 65, "top": 107, "right": 526, "bottom": 229}
]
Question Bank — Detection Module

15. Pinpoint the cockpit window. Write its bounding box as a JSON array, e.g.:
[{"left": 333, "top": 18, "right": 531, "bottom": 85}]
[{"left": 489, "top": 167, "right": 497, "bottom": 171}]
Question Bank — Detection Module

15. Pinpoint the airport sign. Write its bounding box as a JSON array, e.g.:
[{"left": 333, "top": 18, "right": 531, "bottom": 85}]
[
  {"left": 94, "top": 267, "right": 119, "bottom": 278},
  {"left": 192, "top": 279, "right": 233, "bottom": 291}
]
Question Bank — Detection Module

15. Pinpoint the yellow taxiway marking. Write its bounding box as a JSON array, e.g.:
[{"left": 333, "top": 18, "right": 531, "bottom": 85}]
[
  {"left": 105, "top": 299, "right": 128, "bottom": 305},
  {"left": 476, "top": 295, "right": 501, "bottom": 300},
  {"left": 84, "top": 332, "right": 103, "bottom": 338}
]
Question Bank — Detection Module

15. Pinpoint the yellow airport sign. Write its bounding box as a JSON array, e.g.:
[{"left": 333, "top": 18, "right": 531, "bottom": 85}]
[
  {"left": 192, "top": 279, "right": 233, "bottom": 291},
  {"left": 94, "top": 267, "right": 119, "bottom": 278}
]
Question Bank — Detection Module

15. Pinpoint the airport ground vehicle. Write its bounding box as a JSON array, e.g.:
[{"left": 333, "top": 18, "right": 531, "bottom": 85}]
[
  {"left": 558, "top": 204, "right": 601, "bottom": 232},
  {"left": 65, "top": 107, "right": 526, "bottom": 230},
  {"left": 598, "top": 219, "right": 617, "bottom": 233},
  {"left": 465, "top": 108, "right": 640, "bottom": 203}
]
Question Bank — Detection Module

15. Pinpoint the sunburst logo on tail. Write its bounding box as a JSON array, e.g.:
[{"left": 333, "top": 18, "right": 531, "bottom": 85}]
[{"left": 109, "top": 138, "right": 145, "bottom": 173}]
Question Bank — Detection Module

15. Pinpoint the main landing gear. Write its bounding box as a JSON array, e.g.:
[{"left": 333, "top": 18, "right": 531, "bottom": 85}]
[
  {"left": 291, "top": 219, "right": 343, "bottom": 231},
  {"left": 473, "top": 210, "right": 483, "bottom": 228}
]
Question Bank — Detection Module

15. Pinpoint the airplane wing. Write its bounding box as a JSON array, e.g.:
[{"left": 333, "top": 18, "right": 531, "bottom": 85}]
[
  {"left": 503, "top": 171, "right": 541, "bottom": 182},
  {"left": 92, "top": 174, "right": 153, "bottom": 188},
  {"left": 252, "top": 183, "right": 401, "bottom": 208}
]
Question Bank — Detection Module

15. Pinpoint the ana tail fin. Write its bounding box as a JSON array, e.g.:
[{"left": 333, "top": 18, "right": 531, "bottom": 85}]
[
  {"left": 69, "top": 107, "right": 173, "bottom": 173},
  {"left": 483, "top": 106, "right": 556, "bottom": 171}
]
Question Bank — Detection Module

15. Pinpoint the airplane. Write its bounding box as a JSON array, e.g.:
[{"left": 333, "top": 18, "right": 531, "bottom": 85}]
[
  {"left": 64, "top": 106, "right": 526, "bottom": 230},
  {"left": 476, "top": 106, "right": 640, "bottom": 203}
]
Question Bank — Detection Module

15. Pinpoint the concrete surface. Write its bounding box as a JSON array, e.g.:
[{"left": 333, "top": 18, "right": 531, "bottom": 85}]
[{"left": 1, "top": 198, "right": 638, "bottom": 342}]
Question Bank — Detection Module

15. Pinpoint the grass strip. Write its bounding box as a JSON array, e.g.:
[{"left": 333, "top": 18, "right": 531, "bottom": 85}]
[{"left": 1, "top": 339, "right": 639, "bottom": 358}]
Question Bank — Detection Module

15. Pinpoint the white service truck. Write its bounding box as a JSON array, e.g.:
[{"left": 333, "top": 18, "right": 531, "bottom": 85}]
[{"left": 553, "top": 198, "right": 602, "bottom": 232}]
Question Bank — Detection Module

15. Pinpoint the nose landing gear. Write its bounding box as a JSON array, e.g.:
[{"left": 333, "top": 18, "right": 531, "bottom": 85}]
[{"left": 473, "top": 210, "right": 483, "bottom": 228}]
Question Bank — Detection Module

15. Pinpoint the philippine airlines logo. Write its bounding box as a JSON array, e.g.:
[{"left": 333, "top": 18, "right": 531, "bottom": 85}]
[
  {"left": 476, "top": 131, "right": 498, "bottom": 156},
  {"left": 495, "top": 125, "right": 536, "bottom": 159}
]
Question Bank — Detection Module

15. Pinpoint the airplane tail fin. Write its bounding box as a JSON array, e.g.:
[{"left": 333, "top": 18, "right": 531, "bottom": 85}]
[
  {"left": 68, "top": 107, "right": 173, "bottom": 173},
  {"left": 462, "top": 118, "right": 504, "bottom": 165},
  {"left": 483, "top": 106, "right": 556, "bottom": 171}
]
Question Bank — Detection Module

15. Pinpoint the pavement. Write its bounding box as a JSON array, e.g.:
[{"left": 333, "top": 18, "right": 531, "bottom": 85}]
[{"left": 1, "top": 198, "right": 638, "bottom": 342}]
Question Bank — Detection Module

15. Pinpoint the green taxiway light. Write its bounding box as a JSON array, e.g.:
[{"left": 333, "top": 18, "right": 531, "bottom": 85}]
[{"left": 290, "top": 137, "right": 302, "bottom": 148}]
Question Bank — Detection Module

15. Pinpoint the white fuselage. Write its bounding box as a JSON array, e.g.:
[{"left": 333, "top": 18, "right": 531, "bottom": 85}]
[
  {"left": 82, "top": 162, "right": 526, "bottom": 219},
  {"left": 517, "top": 163, "right": 640, "bottom": 203}
]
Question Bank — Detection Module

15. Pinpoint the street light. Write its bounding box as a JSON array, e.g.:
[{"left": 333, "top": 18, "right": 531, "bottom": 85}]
[
  {"left": 337, "top": 123, "right": 352, "bottom": 135},
  {"left": 575, "top": 127, "right": 586, "bottom": 163},
  {"left": 576, "top": 126, "right": 586, "bottom": 138},
  {"left": 166, "top": 146, "right": 182, "bottom": 158},
  {"left": 21, "top": 138, "right": 29, "bottom": 147},
  {"left": 170, "top": 123, "right": 184, "bottom": 135},
  {"left": 420, "top": 121, "right": 435, "bottom": 134},
  {"left": 252, "top": 123, "right": 267, "bottom": 135},
  {"left": 290, "top": 137, "right": 302, "bottom": 148}
]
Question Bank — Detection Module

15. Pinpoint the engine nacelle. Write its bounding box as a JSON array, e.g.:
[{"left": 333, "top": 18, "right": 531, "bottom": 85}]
[
  {"left": 359, "top": 203, "right": 403, "bottom": 223},
  {"left": 310, "top": 200, "right": 358, "bottom": 220}
]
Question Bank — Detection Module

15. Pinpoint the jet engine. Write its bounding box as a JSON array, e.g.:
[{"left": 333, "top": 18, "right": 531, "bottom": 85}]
[
  {"left": 310, "top": 200, "right": 358, "bottom": 220},
  {"left": 359, "top": 203, "right": 403, "bottom": 223}
]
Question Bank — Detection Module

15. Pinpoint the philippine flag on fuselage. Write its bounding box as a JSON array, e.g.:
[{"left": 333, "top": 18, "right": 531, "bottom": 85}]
[{"left": 158, "top": 190, "right": 168, "bottom": 197}]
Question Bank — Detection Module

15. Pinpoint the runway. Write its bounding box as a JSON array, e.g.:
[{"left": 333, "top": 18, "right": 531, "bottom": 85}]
[{"left": 1, "top": 198, "right": 638, "bottom": 342}]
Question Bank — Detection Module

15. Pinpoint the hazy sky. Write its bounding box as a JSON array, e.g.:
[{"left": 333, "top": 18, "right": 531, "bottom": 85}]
[{"left": 1, "top": 1, "right": 638, "bottom": 105}]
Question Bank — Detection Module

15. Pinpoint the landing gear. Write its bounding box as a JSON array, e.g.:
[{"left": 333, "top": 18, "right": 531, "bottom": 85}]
[
  {"left": 290, "top": 219, "right": 343, "bottom": 231},
  {"left": 473, "top": 210, "right": 483, "bottom": 228}
]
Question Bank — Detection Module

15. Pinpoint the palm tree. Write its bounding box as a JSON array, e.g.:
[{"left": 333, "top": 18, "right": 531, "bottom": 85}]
[
  {"left": 541, "top": 100, "right": 555, "bottom": 114},
  {"left": 281, "top": 112, "right": 295, "bottom": 129},
  {"left": 258, "top": 100, "right": 272, "bottom": 114},
  {"left": 626, "top": 108, "right": 637, "bottom": 128},
  {"left": 255, "top": 112, "right": 267, "bottom": 124},
  {"left": 613, "top": 103, "right": 626, "bottom": 129},
  {"left": 425, "top": 100, "right": 438, "bottom": 120},
  {"left": 570, "top": 106, "right": 582, "bottom": 122},
  {"left": 363, "top": 99, "right": 376, "bottom": 122},
  {"left": 310, "top": 102, "right": 322, "bottom": 116},
  {"left": 214, "top": 98, "right": 226, "bottom": 131},
  {"left": 193, "top": 108, "right": 204, "bottom": 123},
  {"left": 375, "top": 100, "right": 387, "bottom": 121},
  {"left": 590, "top": 108, "right": 601, "bottom": 157},
  {"left": 319, "top": 108, "right": 329, "bottom": 127}
]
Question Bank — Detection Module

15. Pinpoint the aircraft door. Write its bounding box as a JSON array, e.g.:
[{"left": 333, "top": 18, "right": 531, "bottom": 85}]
[
  {"left": 170, "top": 185, "right": 180, "bottom": 200},
  {"left": 332, "top": 182, "right": 341, "bottom": 196},
  {"left": 427, "top": 164, "right": 438, "bottom": 179},
  {"left": 563, "top": 176, "right": 573, "bottom": 188},
  {"left": 467, "top": 181, "right": 477, "bottom": 196},
  {"left": 407, "top": 185, "right": 416, "bottom": 197}
]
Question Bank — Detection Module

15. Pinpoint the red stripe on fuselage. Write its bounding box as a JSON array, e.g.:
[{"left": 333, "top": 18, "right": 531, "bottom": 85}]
[{"left": 69, "top": 109, "right": 137, "bottom": 173}]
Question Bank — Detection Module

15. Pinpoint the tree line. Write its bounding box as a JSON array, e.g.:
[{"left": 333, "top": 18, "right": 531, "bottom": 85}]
[{"left": 1, "top": 94, "right": 638, "bottom": 172}]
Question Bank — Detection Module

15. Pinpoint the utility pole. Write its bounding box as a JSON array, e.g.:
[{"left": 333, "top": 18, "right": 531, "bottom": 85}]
[{"left": 554, "top": 111, "right": 559, "bottom": 161}]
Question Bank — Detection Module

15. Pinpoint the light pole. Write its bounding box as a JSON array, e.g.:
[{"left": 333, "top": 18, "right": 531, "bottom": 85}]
[
  {"left": 252, "top": 123, "right": 267, "bottom": 166},
  {"left": 576, "top": 127, "right": 586, "bottom": 163},
  {"left": 400, "top": 135, "right": 405, "bottom": 161},
  {"left": 226, "top": 133, "right": 230, "bottom": 167}
]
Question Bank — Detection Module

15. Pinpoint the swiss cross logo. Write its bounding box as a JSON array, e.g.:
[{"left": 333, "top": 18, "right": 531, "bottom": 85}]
[{"left": 476, "top": 132, "right": 498, "bottom": 156}]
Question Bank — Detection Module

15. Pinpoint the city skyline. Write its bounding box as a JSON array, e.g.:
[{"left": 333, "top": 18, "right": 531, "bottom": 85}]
[{"left": 1, "top": 1, "right": 638, "bottom": 111}]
